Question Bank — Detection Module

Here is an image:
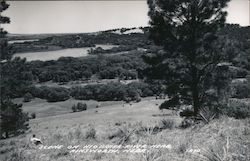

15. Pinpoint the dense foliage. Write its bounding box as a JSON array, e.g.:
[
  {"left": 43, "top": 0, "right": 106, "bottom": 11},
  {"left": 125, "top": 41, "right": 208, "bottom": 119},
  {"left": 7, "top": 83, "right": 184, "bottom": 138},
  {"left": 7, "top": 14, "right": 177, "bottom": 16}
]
[
  {"left": 25, "top": 51, "right": 147, "bottom": 83},
  {"left": 29, "top": 86, "right": 70, "bottom": 102},
  {"left": 88, "top": 45, "right": 138, "bottom": 55},
  {"left": 0, "top": 1, "right": 30, "bottom": 139},
  {"left": 29, "top": 82, "right": 154, "bottom": 102},
  {"left": 8, "top": 28, "right": 151, "bottom": 54},
  {"left": 146, "top": 0, "right": 231, "bottom": 115},
  {"left": 0, "top": 0, "right": 11, "bottom": 60},
  {"left": 1, "top": 57, "right": 33, "bottom": 99},
  {"left": 0, "top": 100, "right": 29, "bottom": 139}
]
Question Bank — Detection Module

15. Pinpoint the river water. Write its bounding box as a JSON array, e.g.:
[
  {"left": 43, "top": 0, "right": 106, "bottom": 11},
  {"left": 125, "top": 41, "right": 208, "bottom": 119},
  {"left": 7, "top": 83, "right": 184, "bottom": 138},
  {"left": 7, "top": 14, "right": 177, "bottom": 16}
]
[{"left": 13, "top": 44, "right": 116, "bottom": 61}]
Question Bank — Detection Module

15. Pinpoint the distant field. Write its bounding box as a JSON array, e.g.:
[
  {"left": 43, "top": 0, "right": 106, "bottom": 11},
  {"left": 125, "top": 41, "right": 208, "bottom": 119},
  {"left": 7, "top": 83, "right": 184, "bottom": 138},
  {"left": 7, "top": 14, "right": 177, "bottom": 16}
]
[
  {"left": 35, "top": 79, "right": 139, "bottom": 89},
  {"left": 13, "top": 97, "right": 128, "bottom": 118}
]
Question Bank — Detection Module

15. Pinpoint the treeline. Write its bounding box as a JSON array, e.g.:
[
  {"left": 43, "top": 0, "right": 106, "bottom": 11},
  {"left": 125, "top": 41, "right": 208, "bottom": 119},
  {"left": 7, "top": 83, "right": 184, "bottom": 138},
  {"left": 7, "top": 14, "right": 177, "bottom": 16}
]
[
  {"left": 9, "top": 27, "right": 151, "bottom": 54},
  {"left": 88, "top": 45, "right": 138, "bottom": 55},
  {"left": 218, "top": 24, "right": 250, "bottom": 72},
  {"left": 0, "top": 51, "right": 148, "bottom": 99},
  {"left": 29, "top": 82, "right": 158, "bottom": 102},
  {"left": 2, "top": 25, "right": 250, "bottom": 101},
  {"left": 28, "top": 51, "right": 147, "bottom": 83}
]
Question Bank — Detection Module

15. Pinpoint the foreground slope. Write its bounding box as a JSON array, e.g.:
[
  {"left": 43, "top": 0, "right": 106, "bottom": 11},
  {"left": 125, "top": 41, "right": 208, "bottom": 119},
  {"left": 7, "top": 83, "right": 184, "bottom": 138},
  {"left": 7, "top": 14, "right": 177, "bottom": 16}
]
[{"left": 1, "top": 98, "right": 249, "bottom": 161}]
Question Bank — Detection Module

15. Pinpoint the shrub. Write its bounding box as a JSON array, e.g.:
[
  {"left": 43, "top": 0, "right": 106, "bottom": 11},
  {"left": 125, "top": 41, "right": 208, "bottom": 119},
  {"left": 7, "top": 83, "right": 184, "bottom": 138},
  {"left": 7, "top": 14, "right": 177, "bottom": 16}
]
[
  {"left": 179, "top": 118, "right": 195, "bottom": 129},
  {"left": 72, "top": 103, "right": 87, "bottom": 112},
  {"left": 179, "top": 109, "right": 195, "bottom": 117},
  {"left": 30, "top": 86, "right": 70, "bottom": 102},
  {"left": 159, "top": 101, "right": 171, "bottom": 110},
  {"left": 30, "top": 112, "right": 36, "bottom": 119},
  {"left": 135, "top": 96, "right": 141, "bottom": 102},
  {"left": 159, "top": 119, "right": 174, "bottom": 130},
  {"left": 128, "top": 82, "right": 154, "bottom": 97},
  {"left": 159, "top": 98, "right": 179, "bottom": 110},
  {"left": 76, "top": 102, "right": 87, "bottom": 111},
  {"left": 222, "top": 99, "right": 250, "bottom": 119},
  {"left": 108, "top": 128, "right": 131, "bottom": 144},
  {"left": 23, "top": 93, "right": 33, "bottom": 102},
  {"left": 230, "top": 80, "right": 250, "bottom": 99},
  {"left": 71, "top": 83, "right": 147, "bottom": 102},
  {"left": 229, "top": 66, "right": 249, "bottom": 78},
  {"left": 38, "top": 71, "right": 53, "bottom": 82},
  {"left": 71, "top": 105, "right": 77, "bottom": 112},
  {"left": 46, "top": 87, "right": 70, "bottom": 102},
  {"left": 85, "top": 127, "right": 96, "bottom": 139}
]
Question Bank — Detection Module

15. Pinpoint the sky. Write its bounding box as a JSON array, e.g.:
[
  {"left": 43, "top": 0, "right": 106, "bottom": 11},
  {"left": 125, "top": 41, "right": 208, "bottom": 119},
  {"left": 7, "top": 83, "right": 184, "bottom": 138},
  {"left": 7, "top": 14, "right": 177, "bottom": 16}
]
[{"left": 2, "top": 0, "right": 250, "bottom": 34}]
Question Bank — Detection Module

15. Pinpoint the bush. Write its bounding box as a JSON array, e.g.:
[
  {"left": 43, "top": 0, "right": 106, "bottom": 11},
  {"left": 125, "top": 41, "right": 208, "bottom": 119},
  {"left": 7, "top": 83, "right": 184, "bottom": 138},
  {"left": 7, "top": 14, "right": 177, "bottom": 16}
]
[
  {"left": 179, "top": 109, "right": 195, "bottom": 117},
  {"left": 46, "top": 87, "right": 70, "bottom": 102},
  {"left": 70, "top": 82, "right": 153, "bottom": 102},
  {"left": 159, "top": 101, "right": 171, "bottom": 110},
  {"left": 30, "top": 86, "right": 70, "bottom": 102},
  {"left": 179, "top": 118, "right": 195, "bottom": 129},
  {"left": 230, "top": 79, "right": 250, "bottom": 99},
  {"left": 38, "top": 71, "right": 53, "bottom": 82},
  {"left": 229, "top": 66, "right": 249, "bottom": 78},
  {"left": 85, "top": 127, "right": 96, "bottom": 139},
  {"left": 30, "top": 112, "right": 36, "bottom": 119},
  {"left": 23, "top": 93, "right": 33, "bottom": 102},
  {"left": 72, "top": 103, "right": 87, "bottom": 112},
  {"left": 76, "top": 102, "right": 87, "bottom": 111},
  {"left": 159, "top": 98, "right": 179, "bottom": 110},
  {"left": 159, "top": 119, "right": 174, "bottom": 129},
  {"left": 222, "top": 99, "right": 250, "bottom": 119},
  {"left": 71, "top": 105, "right": 77, "bottom": 112}
]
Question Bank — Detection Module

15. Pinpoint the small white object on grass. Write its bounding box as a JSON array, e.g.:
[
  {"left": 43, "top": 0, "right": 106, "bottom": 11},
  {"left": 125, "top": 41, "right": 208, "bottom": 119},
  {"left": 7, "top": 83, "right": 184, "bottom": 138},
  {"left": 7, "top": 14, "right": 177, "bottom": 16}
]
[
  {"left": 30, "top": 134, "right": 43, "bottom": 145},
  {"left": 187, "top": 148, "right": 201, "bottom": 153}
]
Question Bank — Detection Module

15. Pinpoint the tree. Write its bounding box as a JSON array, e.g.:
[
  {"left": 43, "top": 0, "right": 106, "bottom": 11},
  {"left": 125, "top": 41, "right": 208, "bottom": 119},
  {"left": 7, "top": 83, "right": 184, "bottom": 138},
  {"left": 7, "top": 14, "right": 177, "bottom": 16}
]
[
  {"left": 0, "top": 0, "right": 11, "bottom": 60},
  {"left": 0, "top": 1, "right": 30, "bottom": 139},
  {"left": 145, "top": 0, "right": 230, "bottom": 115},
  {"left": 0, "top": 100, "right": 29, "bottom": 138},
  {"left": 1, "top": 57, "right": 32, "bottom": 99},
  {"left": 23, "top": 93, "right": 33, "bottom": 102}
]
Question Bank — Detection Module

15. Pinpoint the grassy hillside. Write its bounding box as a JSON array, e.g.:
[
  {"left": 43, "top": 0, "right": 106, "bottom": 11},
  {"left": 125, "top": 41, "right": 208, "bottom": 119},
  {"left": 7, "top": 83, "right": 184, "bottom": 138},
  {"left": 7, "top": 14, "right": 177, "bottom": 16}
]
[{"left": 1, "top": 97, "right": 249, "bottom": 161}]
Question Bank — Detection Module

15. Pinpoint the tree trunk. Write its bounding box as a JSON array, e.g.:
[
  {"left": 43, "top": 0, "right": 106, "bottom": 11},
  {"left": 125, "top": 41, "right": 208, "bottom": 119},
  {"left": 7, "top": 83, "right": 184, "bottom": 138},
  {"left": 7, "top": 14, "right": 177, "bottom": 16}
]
[
  {"left": 5, "top": 131, "right": 9, "bottom": 138},
  {"left": 192, "top": 86, "right": 200, "bottom": 115},
  {"left": 191, "top": 65, "right": 200, "bottom": 116}
]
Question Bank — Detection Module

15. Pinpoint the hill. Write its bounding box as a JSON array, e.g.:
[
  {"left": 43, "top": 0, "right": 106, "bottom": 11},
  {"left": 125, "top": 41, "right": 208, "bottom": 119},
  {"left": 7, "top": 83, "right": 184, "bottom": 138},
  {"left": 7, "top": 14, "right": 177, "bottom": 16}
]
[{"left": 1, "top": 97, "right": 249, "bottom": 161}]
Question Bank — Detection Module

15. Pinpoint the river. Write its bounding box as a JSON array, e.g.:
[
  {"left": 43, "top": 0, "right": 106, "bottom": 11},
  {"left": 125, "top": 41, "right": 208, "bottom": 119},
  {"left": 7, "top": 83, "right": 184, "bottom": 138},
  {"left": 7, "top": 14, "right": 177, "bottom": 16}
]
[{"left": 13, "top": 44, "right": 117, "bottom": 61}]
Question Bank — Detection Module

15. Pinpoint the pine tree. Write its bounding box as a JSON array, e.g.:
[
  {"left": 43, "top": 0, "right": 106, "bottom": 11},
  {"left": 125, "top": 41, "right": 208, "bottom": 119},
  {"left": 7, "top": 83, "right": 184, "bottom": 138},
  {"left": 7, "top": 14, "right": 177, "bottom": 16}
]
[
  {"left": 0, "top": 100, "right": 29, "bottom": 138},
  {"left": 0, "top": 0, "right": 11, "bottom": 60},
  {"left": 0, "top": 1, "right": 30, "bottom": 139},
  {"left": 145, "top": 0, "right": 230, "bottom": 115}
]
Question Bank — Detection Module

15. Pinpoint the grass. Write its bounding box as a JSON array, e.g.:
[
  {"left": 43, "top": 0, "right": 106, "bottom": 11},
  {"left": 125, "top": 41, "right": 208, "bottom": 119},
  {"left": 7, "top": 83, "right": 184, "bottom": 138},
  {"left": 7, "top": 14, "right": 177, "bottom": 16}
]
[
  {"left": 1, "top": 98, "right": 250, "bottom": 161},
  {"left": 12, "top": 97, "right": 125, "bottom": 118}
]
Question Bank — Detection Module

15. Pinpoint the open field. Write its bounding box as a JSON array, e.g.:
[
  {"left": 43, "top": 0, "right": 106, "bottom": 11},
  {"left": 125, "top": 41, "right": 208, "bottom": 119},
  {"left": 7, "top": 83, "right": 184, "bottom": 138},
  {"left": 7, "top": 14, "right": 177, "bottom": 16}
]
[
  {"left": 1, "top": 98, "right": 250, "bottom": 161},
  {"left": 34, "top": 79, "right": 139, "bottom": 89},
  {"left": 13, "top": 97, "right": 126, "bottom": 118}
]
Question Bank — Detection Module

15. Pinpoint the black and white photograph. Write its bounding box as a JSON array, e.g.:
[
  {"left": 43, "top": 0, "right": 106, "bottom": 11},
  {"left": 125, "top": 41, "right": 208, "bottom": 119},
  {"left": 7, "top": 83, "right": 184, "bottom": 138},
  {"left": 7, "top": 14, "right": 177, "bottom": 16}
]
[{"left": 0, "top": 0, "right": 250, "bottom": 160}]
